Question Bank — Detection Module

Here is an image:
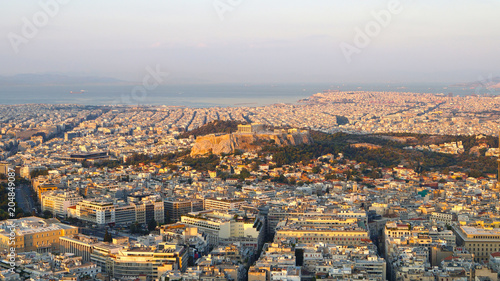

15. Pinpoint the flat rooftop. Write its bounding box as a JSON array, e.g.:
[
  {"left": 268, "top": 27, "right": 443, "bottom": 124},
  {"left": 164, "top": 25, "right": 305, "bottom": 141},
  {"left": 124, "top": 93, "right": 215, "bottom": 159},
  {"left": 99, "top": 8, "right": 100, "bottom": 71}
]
[{"left": 461, "top": 226, "right": 500, "bottom": 236}]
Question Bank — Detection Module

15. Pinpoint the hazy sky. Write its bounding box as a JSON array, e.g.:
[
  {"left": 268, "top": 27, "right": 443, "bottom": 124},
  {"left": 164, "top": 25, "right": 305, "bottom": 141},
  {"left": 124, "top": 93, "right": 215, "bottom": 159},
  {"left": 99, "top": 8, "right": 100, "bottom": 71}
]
[{"left": 1, "top": 0, "right": 499, "bottom": 84}]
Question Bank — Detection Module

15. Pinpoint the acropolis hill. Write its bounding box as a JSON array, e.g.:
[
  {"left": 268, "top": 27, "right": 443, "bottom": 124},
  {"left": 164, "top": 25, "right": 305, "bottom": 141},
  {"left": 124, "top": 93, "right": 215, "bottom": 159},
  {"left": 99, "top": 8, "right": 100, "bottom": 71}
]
[{"left": 190, "top": 123, "right": 313, "bottom": 156}]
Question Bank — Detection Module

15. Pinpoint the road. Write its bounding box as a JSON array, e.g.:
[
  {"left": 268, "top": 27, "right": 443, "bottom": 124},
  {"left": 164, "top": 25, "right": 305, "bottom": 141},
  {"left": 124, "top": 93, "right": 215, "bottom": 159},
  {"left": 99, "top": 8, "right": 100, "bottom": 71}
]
[
  {"left": 80, "top": 227, "right": 138, "bottom": 241},
  {"left": 15, "top": 184, "right": 36, "bottom": 214}
]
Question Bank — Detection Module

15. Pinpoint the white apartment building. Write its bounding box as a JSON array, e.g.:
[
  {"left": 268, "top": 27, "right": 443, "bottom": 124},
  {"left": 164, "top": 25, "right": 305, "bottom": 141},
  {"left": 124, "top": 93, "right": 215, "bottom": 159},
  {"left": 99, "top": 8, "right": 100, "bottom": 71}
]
[
  {"left": 41, "top": 191, "right": 83, "bottom": 217},
  {"left": 204, "top": 198, "right": 245, "bottom": 211},
  {"left": 76, "top": 200, "right": 115, "bottom": 225},
  {"left": 431, "top": 212, "right": 454, "bottom": 223},
  {"left": 133, "top": 200, "right": 164, "bottom": 225},
  {"left": 181, "top": 215, "right": 231, "bottom": 245},
  {"left": 181, "top": 211, "right": 261, "bottom": 245}
]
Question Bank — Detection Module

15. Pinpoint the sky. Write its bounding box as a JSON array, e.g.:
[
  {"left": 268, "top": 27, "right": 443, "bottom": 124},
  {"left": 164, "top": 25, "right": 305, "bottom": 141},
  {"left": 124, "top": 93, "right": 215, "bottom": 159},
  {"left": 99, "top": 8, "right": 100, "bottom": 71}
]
[{"left": 1, "top": 0, "right": 499, "bottom": 84}]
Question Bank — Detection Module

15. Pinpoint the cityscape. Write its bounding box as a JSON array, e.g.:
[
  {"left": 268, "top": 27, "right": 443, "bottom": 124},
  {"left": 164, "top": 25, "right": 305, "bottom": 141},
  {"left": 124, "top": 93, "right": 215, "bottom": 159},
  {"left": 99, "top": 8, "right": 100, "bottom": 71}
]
[
  {"left": 1, "top": 90, "right": 500, "bottom": 280},
  {"left": 2, "top": 1, "right": 500, "bottom": 281}
]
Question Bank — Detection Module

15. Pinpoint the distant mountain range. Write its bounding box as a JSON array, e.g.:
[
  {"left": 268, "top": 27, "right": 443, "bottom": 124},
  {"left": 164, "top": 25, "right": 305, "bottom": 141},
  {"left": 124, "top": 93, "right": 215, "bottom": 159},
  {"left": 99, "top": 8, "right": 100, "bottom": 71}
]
[
  {"left": 451, "top": 76, "right": 500, "bottom": 89},
  {"left": 0, "top": 74, "right": 125, "bottom": 86}
]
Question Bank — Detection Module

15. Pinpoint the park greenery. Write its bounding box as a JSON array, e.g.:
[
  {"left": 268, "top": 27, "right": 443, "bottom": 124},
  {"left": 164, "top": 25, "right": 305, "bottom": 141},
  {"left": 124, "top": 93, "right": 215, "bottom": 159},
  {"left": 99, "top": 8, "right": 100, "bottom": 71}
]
[
  {"left": 83, "top": 120, "right": 499, "bottom": 181},
  {"left": 179, "top": 120, "right": 243, "bottom": 138},
  {"left": 0, "top": 181, "right": 31, "bottom": 220}
]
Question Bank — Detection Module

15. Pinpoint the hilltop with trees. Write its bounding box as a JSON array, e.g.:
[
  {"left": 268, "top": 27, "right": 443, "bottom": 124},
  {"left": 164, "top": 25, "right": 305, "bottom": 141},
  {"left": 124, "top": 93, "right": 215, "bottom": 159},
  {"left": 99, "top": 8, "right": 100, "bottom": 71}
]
[{"left": 179, "top": 120, "right": 243, "bottom": 138}]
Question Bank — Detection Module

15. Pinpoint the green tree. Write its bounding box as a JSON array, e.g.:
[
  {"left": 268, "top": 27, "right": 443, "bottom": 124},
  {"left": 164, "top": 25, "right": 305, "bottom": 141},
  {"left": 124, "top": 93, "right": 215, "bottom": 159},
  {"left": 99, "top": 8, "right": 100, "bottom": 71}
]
[
  {"left": 104, "top": 229, "right": 112, "bottom": 242},
  {"left": 239, "top": 168, "right": 251, "bottom": 180},
  {"left": 148, "top": 219, "right": 157, "bottom": 231},
  {"left": 30, "top": 169, "right": 49, "bottom": 178},
  {"left": 130, "top": 221, "right": 139, "bottom": 234},
  {"left": 468, "top": 169, "right": 483, "bottom": 178},
  {"left": 325, "top": 173, "right": 338, "bottom": 180},
  {"left": 251, "top": 162, "right": 259, "bottom": 172},
  {"left": 42, "top": 210, "right": 53, "bottom": 219}
]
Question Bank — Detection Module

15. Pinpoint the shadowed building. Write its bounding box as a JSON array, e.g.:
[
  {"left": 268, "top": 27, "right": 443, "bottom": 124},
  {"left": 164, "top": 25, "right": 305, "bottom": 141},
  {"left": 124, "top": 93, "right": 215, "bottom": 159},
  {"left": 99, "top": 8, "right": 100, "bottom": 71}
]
[{"left": 164, "top": 198, "right": 203, "bottom": 223}]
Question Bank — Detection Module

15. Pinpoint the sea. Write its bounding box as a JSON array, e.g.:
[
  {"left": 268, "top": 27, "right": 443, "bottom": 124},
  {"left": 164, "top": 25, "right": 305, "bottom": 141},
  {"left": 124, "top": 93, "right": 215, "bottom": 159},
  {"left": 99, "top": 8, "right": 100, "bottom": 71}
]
[{"left": 0, "top": 83, "right": 497, "bottom": 107}]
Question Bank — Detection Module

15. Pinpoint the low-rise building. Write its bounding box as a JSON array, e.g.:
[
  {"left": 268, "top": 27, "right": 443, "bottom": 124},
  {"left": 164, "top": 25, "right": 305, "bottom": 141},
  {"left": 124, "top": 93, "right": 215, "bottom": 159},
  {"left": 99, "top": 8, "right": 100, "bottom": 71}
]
[
  {"left": 453, "top": 225, "right": 500, "bottom": 262},
  {"left": 0, "top": 217, "right": 78, "bottom": 253}
]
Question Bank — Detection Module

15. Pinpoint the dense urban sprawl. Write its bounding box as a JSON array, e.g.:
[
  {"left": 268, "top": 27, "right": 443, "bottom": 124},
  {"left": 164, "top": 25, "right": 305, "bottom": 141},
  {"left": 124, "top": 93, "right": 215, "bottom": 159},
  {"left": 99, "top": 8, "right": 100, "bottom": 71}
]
[{"left": 0, "top": 91, "right": 500, "bottom": 281}]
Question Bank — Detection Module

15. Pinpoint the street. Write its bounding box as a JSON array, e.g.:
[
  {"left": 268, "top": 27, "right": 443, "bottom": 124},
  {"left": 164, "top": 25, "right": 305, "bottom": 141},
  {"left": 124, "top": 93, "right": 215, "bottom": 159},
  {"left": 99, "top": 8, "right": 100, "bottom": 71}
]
[
  {"left": 15, "top": 184, "right": 36, "bottom": 214},
  {"left": 80, "top": 227, "right": 138, "bottom": 241}
]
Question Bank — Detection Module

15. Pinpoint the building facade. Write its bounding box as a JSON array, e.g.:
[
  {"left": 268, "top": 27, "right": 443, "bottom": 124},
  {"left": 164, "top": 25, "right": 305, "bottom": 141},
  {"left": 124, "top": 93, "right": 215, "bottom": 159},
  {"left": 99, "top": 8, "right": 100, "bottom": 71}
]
[
  {"left": 453, "top": 225, "right": 500, "bottom": 262},
  {"left": 41, "top": 191, "right": 83, "bottom": 217},
  {"left": 0, "top": 217, "right": 78, "bottom": 253},
  {"left": 60, "top": 234, "right": 99, "bottom": 262},
  {"left": 204, "top": 198, "right": 245, "bottom": 211},
  {"left": 164, "top": 198, "right": 203, "bottom": 223},
  {"left": 114, "top": 203, "right": 136, "bottom": 226},
  {"left": 237, "top": 123, "right": 265, "bottom": 134},
  {"left": 76, "top": 200, "right": 115, "bottom": 225}
]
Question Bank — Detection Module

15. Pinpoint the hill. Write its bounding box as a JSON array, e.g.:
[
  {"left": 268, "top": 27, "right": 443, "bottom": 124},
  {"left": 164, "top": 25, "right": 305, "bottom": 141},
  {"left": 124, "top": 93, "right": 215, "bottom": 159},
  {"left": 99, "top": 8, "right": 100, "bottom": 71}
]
[
  {"left": 191, "top": 131, "right": 313, "bottom": 156},
  {"left": 179, "top": 120, "right": 243, "bottom": 138},
  {"left": 263, "top": 131, "right": 498, "bottom": 177}
]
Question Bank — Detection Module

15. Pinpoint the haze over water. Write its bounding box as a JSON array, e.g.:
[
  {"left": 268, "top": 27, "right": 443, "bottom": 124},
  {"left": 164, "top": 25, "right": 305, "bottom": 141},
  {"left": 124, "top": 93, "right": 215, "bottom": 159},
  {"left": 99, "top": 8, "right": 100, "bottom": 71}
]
[{"left": 0, "top": 83, "right": 494, "bottom": 107}]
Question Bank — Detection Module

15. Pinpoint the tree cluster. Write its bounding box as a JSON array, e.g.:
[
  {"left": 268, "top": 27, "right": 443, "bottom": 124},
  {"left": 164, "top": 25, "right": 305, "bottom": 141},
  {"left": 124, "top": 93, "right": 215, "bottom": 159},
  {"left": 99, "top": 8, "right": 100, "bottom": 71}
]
[
  {"left": 125, "top": 150, "right": 190, "bottom": 166},
  {"left": 183, "top": 154, "right": 220, "bottom": 171},
  {"left": 0, "top": 183, "right": 30, "bottom": 220},
  {"left": 104, "top": 229, "right": 113, "bottom": 242},
  {"left": 178, "top": 120, "right": 243, "bottom": 138}
]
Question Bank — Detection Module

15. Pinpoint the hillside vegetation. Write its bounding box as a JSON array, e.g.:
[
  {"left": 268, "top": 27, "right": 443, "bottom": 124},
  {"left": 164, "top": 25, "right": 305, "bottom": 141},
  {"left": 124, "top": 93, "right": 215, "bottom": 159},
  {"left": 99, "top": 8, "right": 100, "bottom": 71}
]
[
  {"left": 105, "top": 118, "right": 499, "bottom": 178},
  {"left": 179, "top": 120, "right": 243, "bottom": 138}
]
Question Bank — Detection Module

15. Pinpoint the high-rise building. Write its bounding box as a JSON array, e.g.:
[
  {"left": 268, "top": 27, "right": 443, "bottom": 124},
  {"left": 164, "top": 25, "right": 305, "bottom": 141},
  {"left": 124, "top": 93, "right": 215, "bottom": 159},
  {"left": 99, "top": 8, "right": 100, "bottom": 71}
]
[
  {"left": 181, "top": 211, "right": 264, "bottom": 246},
  {"left": 129, "top": 195, "right": 165, "bottom": 224},
  {"left": 76, "top": 200, "right": 115, "bottom": 225},
  {"left": 114, "top": 203, "right": 136, "bottom": 226},
  {"left": 164, "top": 198, "right": 203, "bottom": 223},
  {"left": 41, "top": 191, "right": 83, "bottom": 217}
]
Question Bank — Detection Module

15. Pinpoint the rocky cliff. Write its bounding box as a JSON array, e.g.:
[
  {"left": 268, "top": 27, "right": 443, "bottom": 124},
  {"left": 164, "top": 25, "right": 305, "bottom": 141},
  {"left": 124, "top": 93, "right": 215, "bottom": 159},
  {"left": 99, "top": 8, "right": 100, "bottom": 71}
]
[{"left": 190, "top": 132, "right": 313, "bottom": 156}]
